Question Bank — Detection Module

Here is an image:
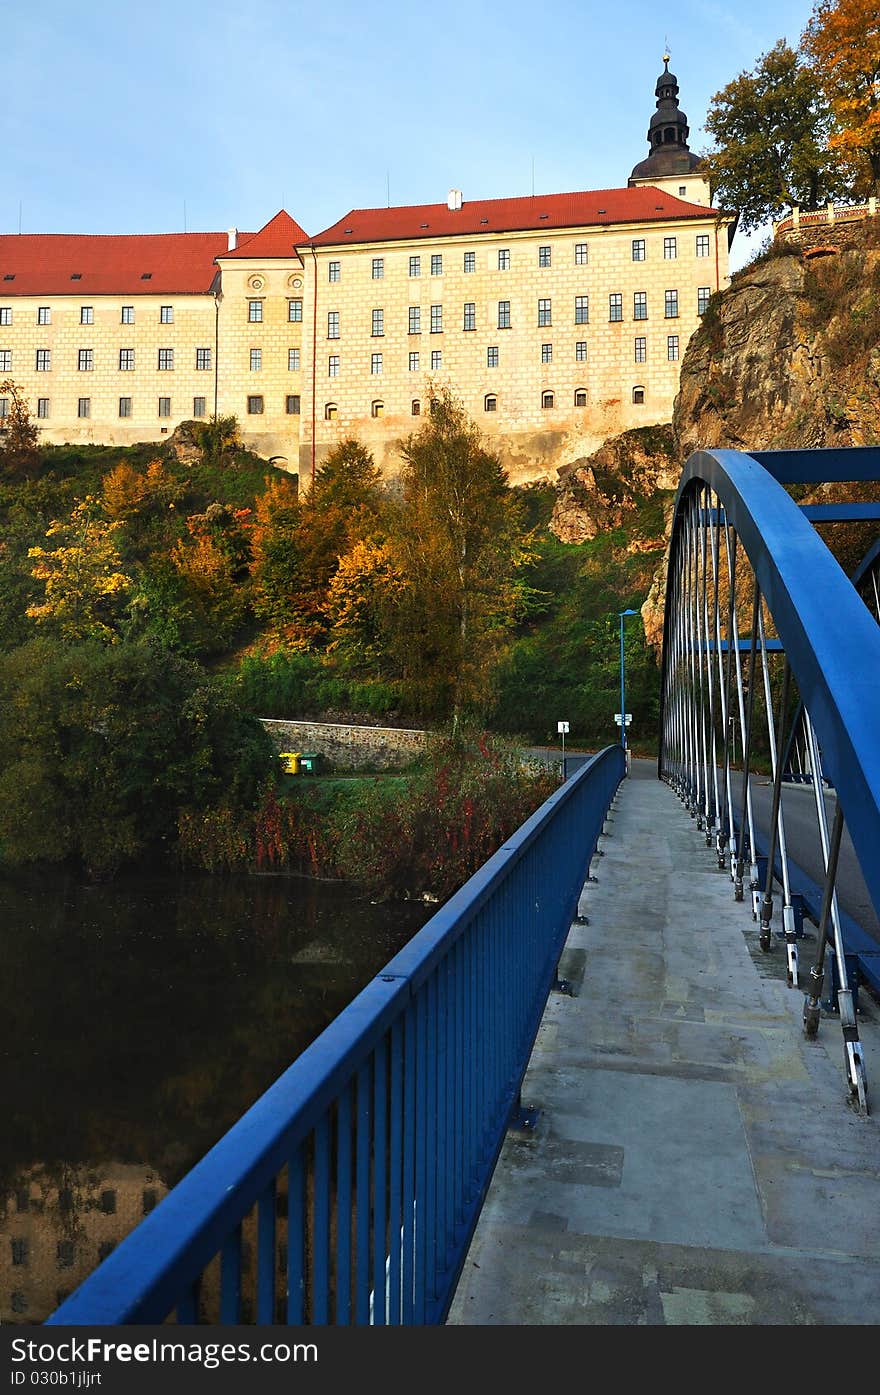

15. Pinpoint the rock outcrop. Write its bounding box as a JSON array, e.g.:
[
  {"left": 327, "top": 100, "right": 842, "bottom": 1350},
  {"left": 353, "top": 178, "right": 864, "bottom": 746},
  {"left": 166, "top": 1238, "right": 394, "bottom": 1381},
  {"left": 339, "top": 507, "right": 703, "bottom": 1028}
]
[{"left": 550, "top": 425, "right": 677, "bottom": 543}]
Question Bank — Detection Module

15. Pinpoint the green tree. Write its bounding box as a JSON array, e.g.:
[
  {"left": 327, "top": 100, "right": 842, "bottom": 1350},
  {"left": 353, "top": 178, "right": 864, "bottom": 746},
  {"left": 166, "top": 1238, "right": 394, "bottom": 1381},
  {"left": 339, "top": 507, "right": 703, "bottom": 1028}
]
[
  {"left": 394, "top": 388, "right": 527, "bottom": 722},
  {"left": 0, "top": 380, "right": 40, "bottom": 480},
  {"left": 0, "top": 637, "right": 273, "bottom": 875},
  {"left": 703, "top": 40, "right": 842, "bottom": 230}
]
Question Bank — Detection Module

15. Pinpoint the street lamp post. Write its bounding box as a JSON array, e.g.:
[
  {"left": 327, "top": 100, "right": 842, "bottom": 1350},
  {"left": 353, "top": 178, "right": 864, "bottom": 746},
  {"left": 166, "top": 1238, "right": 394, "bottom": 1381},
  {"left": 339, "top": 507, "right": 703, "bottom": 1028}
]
[{"left": 618, "top": 608, "right": 638, "bottom": 755}]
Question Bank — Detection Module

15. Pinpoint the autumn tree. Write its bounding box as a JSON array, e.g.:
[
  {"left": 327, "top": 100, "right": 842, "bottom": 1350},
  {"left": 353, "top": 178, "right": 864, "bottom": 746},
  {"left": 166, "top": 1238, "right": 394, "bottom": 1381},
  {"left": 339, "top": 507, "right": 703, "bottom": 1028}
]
[
  {"left": 393, "top": 388, "right": 527, "bottom": 722},
  {"left": 803, "top": 0, "right": 880, "bottom": 193},
  {"left": 27, "top": 497, "right": 133, "bottom": 642},
  {"left": 0, "top": 380, "right": 40, "bottom": 479},
  {"left": 325, "top": 536, "right": 407, "bottom": 671},
  {"left": 702, "top": 40, "right": 842, "bottom": 229}
]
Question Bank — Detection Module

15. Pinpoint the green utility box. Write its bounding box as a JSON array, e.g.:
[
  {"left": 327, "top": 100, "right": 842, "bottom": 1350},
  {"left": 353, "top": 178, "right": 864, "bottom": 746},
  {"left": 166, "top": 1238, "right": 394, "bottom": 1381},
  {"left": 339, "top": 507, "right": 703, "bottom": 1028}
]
[
  {"left": 298, "top": 752, "right": 327, "bottom": 775},
  {"left": 279, "top": 751, "right": 301, "bottom": 774}
]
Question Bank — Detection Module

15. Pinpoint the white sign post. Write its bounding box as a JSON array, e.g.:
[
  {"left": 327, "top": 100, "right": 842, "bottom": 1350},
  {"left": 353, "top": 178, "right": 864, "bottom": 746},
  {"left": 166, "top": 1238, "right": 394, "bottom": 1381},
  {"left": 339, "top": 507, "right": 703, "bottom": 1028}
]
[{"left": 557, "top": 720, "right": 569, "bottom": 781}]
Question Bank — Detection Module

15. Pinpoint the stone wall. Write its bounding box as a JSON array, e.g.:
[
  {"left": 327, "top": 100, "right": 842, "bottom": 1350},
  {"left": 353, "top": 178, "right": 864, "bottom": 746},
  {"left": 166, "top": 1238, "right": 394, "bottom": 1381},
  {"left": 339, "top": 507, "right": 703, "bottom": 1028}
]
[{"left": 260, "top": 718, "right": 429, "bottom": 771}]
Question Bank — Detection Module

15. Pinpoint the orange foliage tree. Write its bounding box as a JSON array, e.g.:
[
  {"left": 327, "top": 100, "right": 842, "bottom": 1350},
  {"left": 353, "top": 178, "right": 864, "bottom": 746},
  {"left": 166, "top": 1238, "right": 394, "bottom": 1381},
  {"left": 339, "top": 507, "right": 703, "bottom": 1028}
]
[{"left": 804, "top": 0, "right": 880, "bottom": 192}]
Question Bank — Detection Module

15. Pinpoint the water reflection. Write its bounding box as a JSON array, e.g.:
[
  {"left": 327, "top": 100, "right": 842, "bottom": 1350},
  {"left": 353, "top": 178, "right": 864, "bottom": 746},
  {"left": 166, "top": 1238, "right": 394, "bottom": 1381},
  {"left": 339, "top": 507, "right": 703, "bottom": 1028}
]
[{"left": 0, "top": 867, "right": 426, "bottom": 1323}]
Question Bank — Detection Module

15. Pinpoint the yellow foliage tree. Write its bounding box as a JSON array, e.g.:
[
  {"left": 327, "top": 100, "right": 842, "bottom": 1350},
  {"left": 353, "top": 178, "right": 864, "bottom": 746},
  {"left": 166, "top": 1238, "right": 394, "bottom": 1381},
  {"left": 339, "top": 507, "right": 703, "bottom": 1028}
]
[
  {"left": 326, "top": 537, "right": 407, "bottom": 669},
  {"left": 804, "top": 0, "right": 880, "bottom": 192},
  {"left": 27, "top": 497, "right": 132, "bottom": 642}
]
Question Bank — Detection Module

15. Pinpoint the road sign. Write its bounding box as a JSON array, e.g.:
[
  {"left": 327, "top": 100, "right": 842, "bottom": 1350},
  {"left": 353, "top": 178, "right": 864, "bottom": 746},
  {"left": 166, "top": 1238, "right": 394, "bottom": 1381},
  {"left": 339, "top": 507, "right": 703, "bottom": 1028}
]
[
  {"left": 614, "top": 714, "right": 632, "bottom": 725},
  {"left": 557, "top": 721, "right": 570, "bottom": 734}
]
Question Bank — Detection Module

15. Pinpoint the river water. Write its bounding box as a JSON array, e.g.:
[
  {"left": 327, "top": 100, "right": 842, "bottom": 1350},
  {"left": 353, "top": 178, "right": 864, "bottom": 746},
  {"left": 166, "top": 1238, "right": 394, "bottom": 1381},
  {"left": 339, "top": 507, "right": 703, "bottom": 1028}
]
[{"left": 0, "top": 867, "right": 427, "bottom": 1323}]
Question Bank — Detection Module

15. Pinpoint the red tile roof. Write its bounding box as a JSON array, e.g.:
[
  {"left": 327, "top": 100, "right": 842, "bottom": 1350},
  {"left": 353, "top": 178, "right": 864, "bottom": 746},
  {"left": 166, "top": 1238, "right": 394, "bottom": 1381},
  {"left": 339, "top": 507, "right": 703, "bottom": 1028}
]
[
  {"left": 223, "top": 210, "right": 310, "bottom": 259},
  {"left": 309, "top": 186, "right": 717, "bottom": 247},
  {"left": 0, "top": 231, "right": 250, "bottom": 296}
]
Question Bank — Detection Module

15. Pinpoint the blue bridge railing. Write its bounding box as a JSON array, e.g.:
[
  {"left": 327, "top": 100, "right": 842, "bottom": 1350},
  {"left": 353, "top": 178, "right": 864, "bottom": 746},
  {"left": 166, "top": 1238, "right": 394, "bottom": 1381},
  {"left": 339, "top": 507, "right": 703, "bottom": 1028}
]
[{"left": 49, "top": 745, "right": 624, "bottom": 1326}]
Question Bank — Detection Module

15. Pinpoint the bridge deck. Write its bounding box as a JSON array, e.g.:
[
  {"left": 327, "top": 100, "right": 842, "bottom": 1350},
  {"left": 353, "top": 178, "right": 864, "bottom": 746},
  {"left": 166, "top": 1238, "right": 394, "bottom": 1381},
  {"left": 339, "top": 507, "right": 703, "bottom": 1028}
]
[{"left": 448, "top": 761, "right": 880, "bottom": 1325}]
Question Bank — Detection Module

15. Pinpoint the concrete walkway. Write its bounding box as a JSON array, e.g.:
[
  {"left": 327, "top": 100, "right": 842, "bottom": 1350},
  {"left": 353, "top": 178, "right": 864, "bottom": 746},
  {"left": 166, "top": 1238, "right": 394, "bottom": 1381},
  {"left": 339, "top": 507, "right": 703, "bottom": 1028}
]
[{"left": 448, "top": 764, "right": 880, "bottom": 1325}]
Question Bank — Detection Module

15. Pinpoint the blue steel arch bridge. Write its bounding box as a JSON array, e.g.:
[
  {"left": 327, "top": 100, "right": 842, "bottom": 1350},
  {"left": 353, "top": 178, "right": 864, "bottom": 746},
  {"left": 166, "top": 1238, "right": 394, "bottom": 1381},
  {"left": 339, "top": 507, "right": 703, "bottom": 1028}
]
[{"left": 48, "top": 446, "right": 880, "bottom": 1327}]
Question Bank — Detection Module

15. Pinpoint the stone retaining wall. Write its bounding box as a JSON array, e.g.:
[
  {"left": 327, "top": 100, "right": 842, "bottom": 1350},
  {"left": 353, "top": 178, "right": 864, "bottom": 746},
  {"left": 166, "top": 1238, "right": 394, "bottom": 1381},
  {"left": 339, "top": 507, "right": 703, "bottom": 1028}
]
[{"left": 260, "top": 718, "right": 429, "bottom": 771}]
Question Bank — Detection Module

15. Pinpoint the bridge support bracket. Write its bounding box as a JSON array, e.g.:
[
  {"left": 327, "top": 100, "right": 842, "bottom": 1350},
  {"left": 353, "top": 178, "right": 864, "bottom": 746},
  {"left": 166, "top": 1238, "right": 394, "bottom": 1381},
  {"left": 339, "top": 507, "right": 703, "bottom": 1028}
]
[
  {"left": 553, "top": 976, "right": 575, "bottom": 997},
  {"left": 508, "top": 1093, "right": 540, "bottom": 1133}
]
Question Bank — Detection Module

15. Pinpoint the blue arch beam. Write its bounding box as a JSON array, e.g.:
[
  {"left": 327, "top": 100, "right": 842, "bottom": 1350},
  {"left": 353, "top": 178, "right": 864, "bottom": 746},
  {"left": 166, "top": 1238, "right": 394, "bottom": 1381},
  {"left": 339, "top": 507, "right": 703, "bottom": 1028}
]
[{"left": 662, "top": 448, "right": 880, "bottom": 931}]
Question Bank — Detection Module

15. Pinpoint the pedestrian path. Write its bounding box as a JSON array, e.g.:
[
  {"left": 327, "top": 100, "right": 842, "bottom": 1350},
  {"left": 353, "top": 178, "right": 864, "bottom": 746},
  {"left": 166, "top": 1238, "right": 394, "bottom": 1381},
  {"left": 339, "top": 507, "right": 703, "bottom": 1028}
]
[{"left": 447, "top": 765, "right": 880, "bottom": 1325}]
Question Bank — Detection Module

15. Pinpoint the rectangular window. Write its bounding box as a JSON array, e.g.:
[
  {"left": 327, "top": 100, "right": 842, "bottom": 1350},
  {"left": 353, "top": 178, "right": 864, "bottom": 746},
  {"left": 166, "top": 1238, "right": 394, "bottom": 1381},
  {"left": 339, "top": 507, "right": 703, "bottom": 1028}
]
[
  {"left": 696, "top": 234, "right": 710, "bottom": 258},
  {"left": 289, "top": 299, "right": 303, "bottom": 322},
  {"left": 37, "top": 397, "right": 49, "bottom": 418},
  {"left": 497, "top": 300, "right": 510, "bottom": 329},
  {"left": 158, "top": 396, "right": 171, "bottom": 417},
  {"left": 541, "top": 342, "right": 552, "bottom": 363},
  {"left": 118, "top": 397, "right": 131, "bottom": 418},
  {"left": 193, "top": 396, "right": 206, "bottom": 416},
  {"left": 36, "top": 348, "right": 51, "bottom": 372},
  {"left": 196, "top": 347, "right": 211, "bottom": 371},
  {"left": 665, "top": 290, "right": 679, "bottom": 318},
  {"left": 250, "top": 348, "right": 262, "bottom": 371},
  {"left": 497, "top": 249, "right": 510, "bottom": 270},
  {"left": 0, "top": 397, "right": 7, "bottom": 418},
  {"left": 575, "top": 294, "right": 589, "bottom": 324},
  {"left": 576, "top": 340, "right": 587, "bottom": 361},
  {"left": 328, "top": 260, "right": 341, "bottom": 282},
  {"left": 0, "top": 350, "right": 11, "bottom": 372},
  {"left": 664, "top": 237, "right": 677, "bottom": 260},
  {"left": 121, "top": 305, "right": 134, "bottom": 324},
  {"left": 632, "top": 238, "right": 646, "bottom": 262},
  {"left": 667, "top": 335, "right": 680, "bottom": 361},
  {"left": 431, "top": 349, "right": 442, "bottom": 370},
  {"left": 487, "top": 345, "right": 498, "bottom": 367},
  {"left": 158, "top": 348, "right": 174, "bottom": 370},
  {"left": 538, "top": 245, "right": 551, "bottom": 267},
  {"left": 698, "top": 286, "right": 711, "bottom": 315},
  {"left": 286, "top": 395, "right": 301, "bottom": 414},
  {"left": 372, "top": 308, "right": 384, "bottom": 336},
  {"left": 78, "top": 349, "right": 93, "bottom": 371},
  {"left": 608, "top": 294, "right": 622, "bottom": 322},
  {"left": 430, "top": 304, "right": 442, "bottom": 333},
  {"left": 80, "top": 306, "right": 93, "bottom": 325},
  {"left": 247, "top": 395, "right": 263, "bottom": 414},
  {"left": 633, "top": 291, "right": 647, "bottom": 320},
  {"left": 118, "top": 348, "right": 134, "bottom": 370},
  {"left": 634, "top": 336, "right": 647, "bottom": 363},
  {"left": 77, "top": 398, "right": 90, "bottom": 418},
  {"left": 463, "top": 302, "right": 476, "bottom": 331},
  {"left": 538, "top": 298, "right": 551, "bottom": 326},
  {"left": 248, "top": 300, "right": 263, "bottom": 322},
  {"left": 0, "top": 308, "right": 11, "bottom": 325},
  {"left": 574, "top": 242, "right": 588, "bottom": 265},
  {"left": 160, "top": 305, "right": 173, "bottom": 323},
  {"left": 372, "top": 257, "right": 384, "bottom": 279},
  {"left": 463, "top": 251, "right": 475, "bottom": 273},
  {"left": 288, "top": 348, "right": 300, "bottom": 371},
  {"left": 38, "top": 306, "right": 51, "bottom": 324},
  {"left": 409, "top": 255, "right": 420, "bottom": 277},
  {"left": 371, "top": 352, "right": 382, "bottom": 375},
  {"left": 409, "top": 351, "right": 419, "bottom": 371},
  {"left": 328, "top": 355, "right": 339, "bottom": 377},
  {"left": 327, "top": 311, "right": 339, "bottom": 338},
  {"left": 431, "top": 254, "right": 443, "bottom": 275},
  {"left": 409, "top": 306, "right": 421, "bottom": 335}
]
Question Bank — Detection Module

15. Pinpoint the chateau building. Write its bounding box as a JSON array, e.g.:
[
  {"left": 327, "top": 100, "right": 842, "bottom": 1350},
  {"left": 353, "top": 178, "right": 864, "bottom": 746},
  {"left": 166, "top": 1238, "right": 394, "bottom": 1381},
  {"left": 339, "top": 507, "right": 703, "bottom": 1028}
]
[{"left": 0, "top": 62, "right": 733, "bottom": 484}]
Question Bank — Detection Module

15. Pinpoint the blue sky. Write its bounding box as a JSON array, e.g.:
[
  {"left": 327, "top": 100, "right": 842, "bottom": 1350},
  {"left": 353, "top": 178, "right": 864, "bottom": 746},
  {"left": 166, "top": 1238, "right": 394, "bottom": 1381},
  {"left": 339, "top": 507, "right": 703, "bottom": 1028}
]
[{"left": 5, "top": 0, "right": 813, "bottom": 265}]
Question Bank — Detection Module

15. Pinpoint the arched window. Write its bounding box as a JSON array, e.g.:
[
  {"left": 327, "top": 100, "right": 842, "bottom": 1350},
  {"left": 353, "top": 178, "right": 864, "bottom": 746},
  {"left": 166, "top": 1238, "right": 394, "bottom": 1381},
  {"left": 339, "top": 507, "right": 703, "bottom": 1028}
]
[
  {"left": 324, "top": 402, "right": 338, "bottom": 420},
  {"left": 411, "top": 400, "right": 421, "bottom": 416},
  {"left": 542, "top": 391, "right": 554, "bottom": 409},
  {"left": 632, "top": 386, "right": 645, "bottom": 405},
  {"left": 574, "top": 389, "right": 587, "bottom": 408},
  {"left": 371, "top": 400, "right": 384, "bottom": 418},
  {"left": 484, "top": 394, "right": 497, "bottom": 412}
]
